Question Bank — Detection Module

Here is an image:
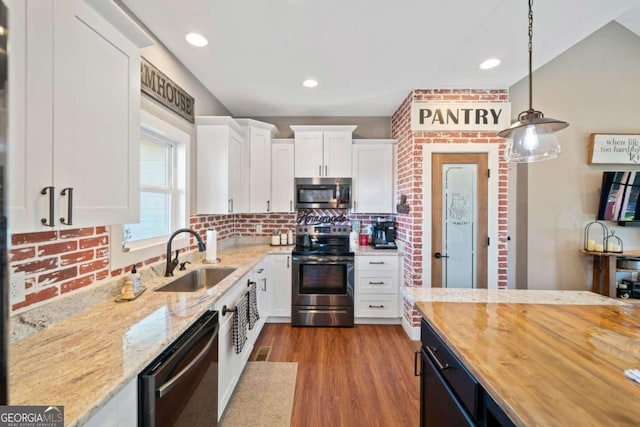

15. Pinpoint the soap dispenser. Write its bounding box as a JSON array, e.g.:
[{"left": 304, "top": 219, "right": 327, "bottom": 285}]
[{"left": 130, "top": 264, "right": 141, "bottom": 293}]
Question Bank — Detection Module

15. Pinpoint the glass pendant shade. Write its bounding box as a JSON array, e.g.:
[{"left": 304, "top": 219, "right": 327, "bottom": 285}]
[
  {"left": 499, "top": 110, "right": 568, "bottom": 162},
  {"left": 498, "top": 0, "right": 569, "bottom": 163}
]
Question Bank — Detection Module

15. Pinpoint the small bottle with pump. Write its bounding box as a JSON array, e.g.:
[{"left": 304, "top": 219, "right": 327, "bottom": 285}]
[
  {"left": 287, "top": 229, "right": 294, "bottom": 245},
  {"left": 130, "top": 264, "right": 141, "bottom": 293}
]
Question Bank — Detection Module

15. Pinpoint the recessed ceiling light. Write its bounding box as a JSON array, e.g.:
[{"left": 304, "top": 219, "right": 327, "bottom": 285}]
[
  {"left": 185, "top": 32, "right": 208, "bottom": 47},
  {"left": 479, "top": 58, "right": 501, "bottom": 70},
  {"left": 302, "top": 79, "right": 318, "bottom": 88}
]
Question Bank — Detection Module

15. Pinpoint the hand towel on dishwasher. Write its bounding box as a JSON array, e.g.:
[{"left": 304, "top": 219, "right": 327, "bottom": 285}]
[
  {"left": 232, "top": 293, "right": 248, "bottom": 354},
  {"left": 248, "top": 280, "right": 260, "bottom": 330}
]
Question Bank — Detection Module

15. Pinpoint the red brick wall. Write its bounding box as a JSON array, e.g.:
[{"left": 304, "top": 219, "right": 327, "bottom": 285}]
[{"left": 392, "top": 89, "right": 509, "bottom": 326}]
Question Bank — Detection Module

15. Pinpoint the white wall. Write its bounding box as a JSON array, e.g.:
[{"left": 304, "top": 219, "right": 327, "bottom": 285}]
[{"left": 509, "top": 22, "right": 640, "bottom": 290}]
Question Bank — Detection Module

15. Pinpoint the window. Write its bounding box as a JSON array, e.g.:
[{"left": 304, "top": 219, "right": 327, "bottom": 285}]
[{"left": 110, "top": 110, "right": 190, "bottom": 269}]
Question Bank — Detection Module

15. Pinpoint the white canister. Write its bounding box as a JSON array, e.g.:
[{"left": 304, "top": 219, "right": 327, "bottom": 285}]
[
  {"left": 287, "top": 229, "right": 294, "bottom": 245},
  {"left": 280, "top": 232, "right": 287, "bottom": 245},
  {"left": 271, "top": 235, "right": 280, "bottom": 246}
]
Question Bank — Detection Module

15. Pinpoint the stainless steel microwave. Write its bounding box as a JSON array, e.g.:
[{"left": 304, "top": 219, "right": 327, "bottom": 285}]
[{"left": 295, "top": 177, "right": 351, "bottom": 209}]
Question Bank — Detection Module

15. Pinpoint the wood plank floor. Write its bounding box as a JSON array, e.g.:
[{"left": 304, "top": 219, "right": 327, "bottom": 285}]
[{"left": 250, "top": 324, "right": 421, "bottom": 427}]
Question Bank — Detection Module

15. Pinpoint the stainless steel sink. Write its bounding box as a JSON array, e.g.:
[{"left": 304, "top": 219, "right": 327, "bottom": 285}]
[{"left": 155, "top": 267, "right": 236, "bottom": 292}]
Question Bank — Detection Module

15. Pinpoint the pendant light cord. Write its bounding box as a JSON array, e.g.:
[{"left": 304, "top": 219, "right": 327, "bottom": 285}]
[{"left": 528, "top": 0, "right": 534, "bottom": 112}]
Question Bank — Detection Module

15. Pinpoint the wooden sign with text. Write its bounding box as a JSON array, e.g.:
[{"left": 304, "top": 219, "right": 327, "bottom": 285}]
[{"left": 588, "top": 134, "right": 640, "bottom": 164}]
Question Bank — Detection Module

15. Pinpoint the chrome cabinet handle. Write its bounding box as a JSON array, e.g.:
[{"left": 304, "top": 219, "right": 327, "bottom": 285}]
[
  {"left": 325, "top": 165, "right": 328, "bottom": 176},
  {"left": 425, "top": 345, "right": 449, "bottom": 371},
  {"left": 354, "top": 200, "right": 357, "bottom": 211},
  {"left": 368, "top": 304, "right": 385, "bottom": 308},
  {"left": 290, "top": 200, "right": 293, "bottom": 212},
  {"left": 262, "top": 277, "right": 266, "bottom": 292},
  {"left": 60, "top": 187, "right": 73, "bottom": 225},
  {"left": 287, "top": 256, "right": 290, "bottom": 268},
  {"left": 231, "top": 199, "right": 234, "bottom": 213},
  {"left": 40, "top": 186, "right": 55, "bottom": 227},
  {"left": 267, "top": 200, "right": 270, "bottom": 212},
  {"left": 228, "top": 199, "right": 232, "bottom": 213},
  {"left": 369, "top": 261, "right": 385, "bottom": 265},
  {"left": 318, "top": 165, "right": 322, "bottom": 176},
  {"left": 257, "top": 268, "right": 264, "bottom": 273},
  {"left": 369, "top": 281, "right": 385, "bottom": 285}
]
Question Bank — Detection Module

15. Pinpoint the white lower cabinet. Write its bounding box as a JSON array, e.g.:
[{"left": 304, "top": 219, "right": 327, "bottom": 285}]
[
  {"left": 252, "top": 259, "right": 268, "bottom": 336},
  {"left": 215, "top": 271, "right": 255, "bottom": 420},
  {"left": 84, "top": 378, "right": 137, "bottom": 427},
  {"left": 265, "top": 254, "right": 292, "bottom": 319},
  {"left": 355, "top": 254, "right": 401, "bottom": 319}
]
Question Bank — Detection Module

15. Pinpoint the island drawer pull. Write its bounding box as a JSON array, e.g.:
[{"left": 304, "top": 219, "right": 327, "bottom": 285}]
[
  {"left": 426, "top": 345, "right": 449, "bottom": 371},
  {"left": 368, "top": 304, "right": 385, "bottom": 308}
]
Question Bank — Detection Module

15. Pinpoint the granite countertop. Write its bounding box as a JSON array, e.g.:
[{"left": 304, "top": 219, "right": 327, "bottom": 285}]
[
  {"left": 9, "top": 243, "right": 291, "bottom": 427},
  {"left": 412, "top": 289, "right": 640, "bottom": 426}
]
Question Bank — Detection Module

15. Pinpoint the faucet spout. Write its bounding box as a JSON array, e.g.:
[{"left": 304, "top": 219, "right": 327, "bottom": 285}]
[{"left": 165, "top": 228, "right": 206, "bottom": 277}]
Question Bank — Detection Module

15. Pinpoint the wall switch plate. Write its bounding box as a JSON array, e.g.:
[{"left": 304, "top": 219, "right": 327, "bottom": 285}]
[
  {"left": 10, "top": 271, "right": 26, "bottom": 305},
  {"left": 256, "top": 224, "right": 263, "bottom": 233}
]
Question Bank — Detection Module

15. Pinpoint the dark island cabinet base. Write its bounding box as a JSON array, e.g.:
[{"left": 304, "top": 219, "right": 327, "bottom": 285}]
[{"left": 418, "top": 318, "right": 514, "bottom": 427}]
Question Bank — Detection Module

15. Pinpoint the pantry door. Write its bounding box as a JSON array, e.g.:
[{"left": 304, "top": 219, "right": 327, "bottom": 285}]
[{"left": 431, "top": 153, "right": 488, "bottom": 288}]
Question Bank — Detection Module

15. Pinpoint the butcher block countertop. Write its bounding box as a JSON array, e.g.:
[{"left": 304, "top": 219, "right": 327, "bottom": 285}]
[{"left": 415, "top": 297, "right": 640, "bottom": 427}]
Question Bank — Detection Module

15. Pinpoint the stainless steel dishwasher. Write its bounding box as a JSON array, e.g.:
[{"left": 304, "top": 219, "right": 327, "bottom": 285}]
[{"left": 139, "top": 310, "right": 219, "bottom": 427}]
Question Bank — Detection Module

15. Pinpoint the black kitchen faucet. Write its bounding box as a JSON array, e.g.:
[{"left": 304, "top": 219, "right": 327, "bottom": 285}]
[{"left": 164, "top": 228, "right": 206, "bottom": 277}]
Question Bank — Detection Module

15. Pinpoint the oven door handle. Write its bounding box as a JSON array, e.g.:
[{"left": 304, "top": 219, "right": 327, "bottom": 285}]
[
  {"left": 156, "top": 323, "right": 219, "bottom": 398},
  {"left": 292, "top": 257, "right": 354, "bottom": 264}
]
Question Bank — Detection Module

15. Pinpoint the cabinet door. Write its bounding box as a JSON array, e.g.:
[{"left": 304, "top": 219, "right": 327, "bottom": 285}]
[
  {"left": 266, "top": 254, "right": 292, "bottom": 317},
  {"left": 352, "top": 144, "right": 394, "bottom": 213},
  {"left": 271, "top": 142, "right": 295, "bottom": 212},
  {"left": 53, "top": 0, "right": 140, "bottom": 227},
  {"left": 248, "top": 127, "right": 272, "bottom": 213},
  {"left": 228, "top": 130, "right": 245, "bottom": 213},
  {"left": 84, "top": 378, "right": 137, "bottom": 427},
  {"left": 294, "top": 131, "right": 324, "bottom": 177},
  {"left": 196, "top": 126, "right": 230, "bottom": 214},
  {"left": 323, "top": 131, "right": 352, "bottom": 177}
]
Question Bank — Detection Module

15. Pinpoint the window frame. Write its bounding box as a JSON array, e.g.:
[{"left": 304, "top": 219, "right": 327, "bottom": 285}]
[{"left": 110, "top": 110, "right": 190, "bottom": 270}]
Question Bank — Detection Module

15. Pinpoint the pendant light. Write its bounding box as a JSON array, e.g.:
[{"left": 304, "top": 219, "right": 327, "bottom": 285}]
[{"left": 498, "top": 0, "right": 569, "bottom": 163}]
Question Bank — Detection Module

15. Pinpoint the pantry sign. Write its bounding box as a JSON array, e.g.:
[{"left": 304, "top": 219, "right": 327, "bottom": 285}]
[{"left": 411, "top": 102, "right": 511, "bottom": 132}]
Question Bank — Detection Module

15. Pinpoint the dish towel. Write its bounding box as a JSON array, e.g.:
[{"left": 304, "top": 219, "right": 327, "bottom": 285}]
[
  {"left": 248, "top": 281, "right": 260, "bottom": 330},
  {"left": 232, "top": 294, "right": 248, "bottom": 354}
]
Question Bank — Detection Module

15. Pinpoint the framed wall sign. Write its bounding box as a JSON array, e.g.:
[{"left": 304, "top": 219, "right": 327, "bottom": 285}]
[
  {"left": 410, "top": 102, "right": 511, "bottom": 131},
  {"left": 588, "top": 133, "right": 640, "bottom": 164}
]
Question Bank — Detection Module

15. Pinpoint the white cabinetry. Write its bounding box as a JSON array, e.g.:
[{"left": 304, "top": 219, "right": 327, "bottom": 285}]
[
  {"left": 352, "top": 141, "right": 397, "bottom": 213},
  {"left": 265, "top": 254, "right": 292, "bottom": 319},
  {"left": 252, "top": 259, "right": 268, "bottom": 335},
  {"left": 237, "top": 119, "right": 278, "bottom": 213},
  {"left": 355, "top": 255, "right": 401, "bottom": 319},
  {"left": 291, "top": 125, "right": 356, "bottom": 178},
  {"left": 83, "top": 378, "right": 137, "bottom": 427},
  {"left": 196, "top": 117, "right": 247, "bottom": 214},
  {"left": 9, "top": 0, "right": 148, "bottom": 232},
  {"left": 271, "top": 139, "right": 295, "bottom": 212},
  {"left": 215, "top": 271, "right": 254, "bottom": 420}
]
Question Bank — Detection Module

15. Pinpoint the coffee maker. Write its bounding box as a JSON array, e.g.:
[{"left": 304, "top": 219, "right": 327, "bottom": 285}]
[{"left": 371, "top": 218, "right": 397, "bottom": 249}]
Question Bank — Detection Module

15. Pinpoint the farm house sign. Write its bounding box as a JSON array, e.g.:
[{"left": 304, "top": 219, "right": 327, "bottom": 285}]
[
  {"left": 411, "top": 102, "right": 511, "bottom": 131},
  {"left": 141, "top": 57, "right": 195, "bottom": 123}
]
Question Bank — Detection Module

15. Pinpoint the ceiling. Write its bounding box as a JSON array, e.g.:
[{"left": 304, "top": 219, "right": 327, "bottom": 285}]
[{"left": 121, "top": 0, "right": 640, "bottom": 117}]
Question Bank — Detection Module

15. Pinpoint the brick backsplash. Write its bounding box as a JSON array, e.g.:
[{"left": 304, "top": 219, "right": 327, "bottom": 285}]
[{"left": 8, "top": 210, "right": 396, "bottom": 313}]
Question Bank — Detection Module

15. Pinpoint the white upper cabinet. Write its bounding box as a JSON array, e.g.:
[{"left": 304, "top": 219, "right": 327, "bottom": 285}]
[
  {"left": 196, "top": 117, "right": 247, "bottom": 214},
  {"left": 352, "top": 141, "right": 397, "bottom": 213},
  {"left": 236, "top": 119, "right": 278, "bottom": 213},
  {"left": 291, "top": 125, "right": 356, "bottom": 178},
  {"left": 8, "top": 0, "right": 150, "bottom": 232},
  {"left": 271, "top": 139, "right": 295, "bottom": 213}
]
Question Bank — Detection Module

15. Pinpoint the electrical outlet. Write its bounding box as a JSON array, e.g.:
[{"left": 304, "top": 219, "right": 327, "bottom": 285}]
[
  {"left": 256, "top": 224, "right": 263, "bottom": 233},
  {"left": 10, "top": 271, "right": 26, "bottom": 305}
]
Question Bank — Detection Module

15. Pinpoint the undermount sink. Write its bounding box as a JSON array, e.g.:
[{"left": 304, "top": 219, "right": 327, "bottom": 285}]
[{"left": 155, "top": 267, "right": 236, "bottom": 292}]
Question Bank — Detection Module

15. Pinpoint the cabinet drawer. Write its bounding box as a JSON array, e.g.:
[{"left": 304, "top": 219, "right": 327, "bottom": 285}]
[
  {"left": 357, "top": 255, "right": 399, "bottom": 271},
  {"left": 355, "top": 293, "right": 398, "bottom": 317},
  {"left": 357, "top": 271, "right": 398, "bottom": 294},
  {"left": 421, "top": 318, "right": 480, "bottom": 421}
]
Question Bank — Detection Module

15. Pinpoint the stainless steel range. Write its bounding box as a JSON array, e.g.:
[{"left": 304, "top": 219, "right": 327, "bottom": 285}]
[{"left": 291, "top": 224, "right": 354, "bottom": 327}]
